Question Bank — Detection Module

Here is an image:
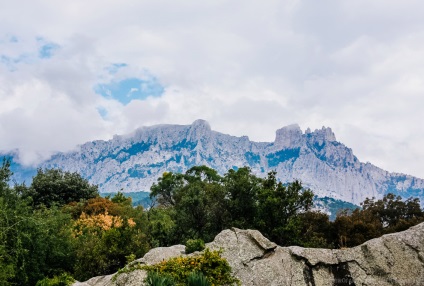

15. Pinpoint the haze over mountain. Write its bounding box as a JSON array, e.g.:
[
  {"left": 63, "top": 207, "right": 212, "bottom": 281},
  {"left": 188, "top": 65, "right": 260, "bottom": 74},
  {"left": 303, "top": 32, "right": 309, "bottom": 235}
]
[{"left": 8, "top": 119, "right": 424, "bottom": 206}]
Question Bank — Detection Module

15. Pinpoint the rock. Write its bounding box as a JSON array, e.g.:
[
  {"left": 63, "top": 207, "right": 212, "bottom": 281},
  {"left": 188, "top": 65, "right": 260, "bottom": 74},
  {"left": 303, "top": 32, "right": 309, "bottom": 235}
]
[
  {"left": 72, "top": 274, "right": 114, "bottom": 286},
  {"left": 274, "top": 124, "right": 303, "bottom": 149},
  {"left": 73, "top": 223, "right": 424, "bottom": 286},
  {"left": 11, "top": 119, "right": 422, "bottom": 207},
  {"left": 133, "top": 244, "right": 185, "bottom": 266}
]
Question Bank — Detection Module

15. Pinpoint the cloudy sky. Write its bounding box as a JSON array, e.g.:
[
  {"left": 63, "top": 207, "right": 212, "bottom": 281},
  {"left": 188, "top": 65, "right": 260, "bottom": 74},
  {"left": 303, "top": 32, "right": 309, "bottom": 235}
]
[{"left": 1, "top": 0, "right": 424, "bottom": 178}]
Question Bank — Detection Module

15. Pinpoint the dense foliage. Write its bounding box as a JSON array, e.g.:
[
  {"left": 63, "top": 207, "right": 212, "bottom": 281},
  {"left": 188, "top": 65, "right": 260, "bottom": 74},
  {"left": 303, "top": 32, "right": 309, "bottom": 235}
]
[
  {"left": 0, "top": 158, "right": 149, "bottom": 285},
  {"left": 149, "top": 166, "right": 314, "bottom": 245},
  {"left": 149, "top": 165, "right": 424, "bottom": 249},
  {"left": 185, "top": 238, "right": 205, "bottom": 254},
  {"left": 117, "top": 249, "right": 240, "bottom": 286},
  {"left": 26, "top": 168, "right": 99, "bottom": 208},
  {"left": 1, "top": 157, "right": 423, "bottom": 285}
]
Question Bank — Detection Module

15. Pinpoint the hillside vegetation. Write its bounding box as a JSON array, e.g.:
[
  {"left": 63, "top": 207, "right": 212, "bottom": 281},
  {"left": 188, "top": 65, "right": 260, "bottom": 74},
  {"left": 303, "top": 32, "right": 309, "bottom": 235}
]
[{"left": 1, "top": 158, "right": 423, "bottom": 285}]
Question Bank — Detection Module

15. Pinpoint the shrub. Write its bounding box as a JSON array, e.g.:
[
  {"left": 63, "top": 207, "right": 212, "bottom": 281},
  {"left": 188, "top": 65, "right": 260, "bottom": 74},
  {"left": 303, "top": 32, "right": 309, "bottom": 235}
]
[
  {"left": 35, "top": 273, "right": 75, "bottom": 286},
  {"left": 115, "top": 248, "right": 240, "bottom": 286},
  {"left": 185, "top": 239, "right": 205, "bottom": 254},
  {"left": 187, "top": 271, "right": 211, "bottom": 286},
  {"left": 145, "top": 271, "right": 175, "bottom": 286}
]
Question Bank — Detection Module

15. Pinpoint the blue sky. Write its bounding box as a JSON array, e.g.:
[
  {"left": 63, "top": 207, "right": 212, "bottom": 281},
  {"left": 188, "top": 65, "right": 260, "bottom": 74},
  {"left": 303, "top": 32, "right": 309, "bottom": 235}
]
[
  {"left": 38, "top": 42, "right": 60, "bottom": 59},
  {"left": 0, "top": 1, "right": 424, "bottom": 179},
  {"left": 94, "top": 77, "right": 164, "bottom": 106}
]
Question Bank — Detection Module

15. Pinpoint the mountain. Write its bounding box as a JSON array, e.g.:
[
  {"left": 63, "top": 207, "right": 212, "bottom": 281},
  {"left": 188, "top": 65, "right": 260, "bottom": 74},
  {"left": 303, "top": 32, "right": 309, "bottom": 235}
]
[{"left": 7, "top": 119, "right": 424, "bottom": 206}]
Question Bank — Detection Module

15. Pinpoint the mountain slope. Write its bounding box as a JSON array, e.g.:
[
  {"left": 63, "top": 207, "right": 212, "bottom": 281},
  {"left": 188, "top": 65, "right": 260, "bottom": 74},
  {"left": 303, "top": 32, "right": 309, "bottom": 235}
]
[{"left": 10, "top": 119, "right": 424, "bottom": 205}]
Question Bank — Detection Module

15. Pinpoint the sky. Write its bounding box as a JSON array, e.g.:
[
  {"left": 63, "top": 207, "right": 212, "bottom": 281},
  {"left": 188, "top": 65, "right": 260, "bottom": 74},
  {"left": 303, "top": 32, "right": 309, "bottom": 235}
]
[{"left": 1, "top": 0, "right": 424, "bottom": 178}]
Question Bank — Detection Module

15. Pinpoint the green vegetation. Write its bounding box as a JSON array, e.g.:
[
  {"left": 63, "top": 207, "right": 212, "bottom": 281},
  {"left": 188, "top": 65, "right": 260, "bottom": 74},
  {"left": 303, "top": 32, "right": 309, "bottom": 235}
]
[
  {"left": 101, "top": 191, "right": 152, "bottom": 208},
  {"left": 65, "top": 196, "right": 150, "bottom": 281},
  {"left": 145, "top": 271, "right": 176, "bottom": 286},
  {"left": 1, "top": 156, "right": 423, "bottom": 285},
  {"left": 185, "top": 239, "right": 205, "bottom": 254},
  {"left": 334, "top": 193, "right": 424, "bottom": 247},
  {"left": 0, "top": 158, "right": 149, "bottom": 285},
  {"left": 143, "top": 270, "right": 214, "bottom": 286},
  {"left": 25, "top": 168, "right": 99, "bottom": 208},
  {"left": 149, "top": 166, "right": 314, "bottom": 246},
  {"left": 131, "top": 249, "right": 238, "bottom": 286},
  {"left": 187, "top": 272, "right": 211, "bottom": 286},
  {"left": 35, "top": 273, "right": 75, "bottom": 286}
]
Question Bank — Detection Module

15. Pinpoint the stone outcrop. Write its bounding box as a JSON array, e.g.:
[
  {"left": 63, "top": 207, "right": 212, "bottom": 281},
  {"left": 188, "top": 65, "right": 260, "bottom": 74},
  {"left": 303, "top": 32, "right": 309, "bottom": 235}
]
[{"left": 74, "top": 222, "right": 424, "bottom": 286}]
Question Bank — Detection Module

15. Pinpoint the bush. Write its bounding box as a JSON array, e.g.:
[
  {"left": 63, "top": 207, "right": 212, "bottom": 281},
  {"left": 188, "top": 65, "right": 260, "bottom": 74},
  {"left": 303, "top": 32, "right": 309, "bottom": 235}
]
[
  {"left": 187, "top": 271, "right": 211, "bottom": 286},
  {"left": 185, "top": 239, "right": 205, "bottom": 254},
  {"left": 145, "top": 271, "right": 175, "bottom": 286},
  {"left": 116, "top": 248, "right": 240, "bottom": 286},
  {"left": 35, "top": 273, "right": 75, "bottom": 286}
]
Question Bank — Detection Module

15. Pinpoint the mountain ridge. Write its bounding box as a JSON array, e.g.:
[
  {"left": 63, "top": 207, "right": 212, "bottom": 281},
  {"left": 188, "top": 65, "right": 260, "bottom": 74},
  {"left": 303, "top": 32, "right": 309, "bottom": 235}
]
[{"left": 6, "top": 119, "right": 424, "bottom": 206}]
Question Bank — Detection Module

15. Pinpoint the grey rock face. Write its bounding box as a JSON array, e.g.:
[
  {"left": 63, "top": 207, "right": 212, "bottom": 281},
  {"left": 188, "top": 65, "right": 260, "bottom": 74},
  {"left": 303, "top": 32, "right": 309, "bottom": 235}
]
[
  {"left": 35, "top": 120, "right": 424, "bottom": 205},
  {"left": 74, "top": 222, "right": 424, "bottom": 286}
]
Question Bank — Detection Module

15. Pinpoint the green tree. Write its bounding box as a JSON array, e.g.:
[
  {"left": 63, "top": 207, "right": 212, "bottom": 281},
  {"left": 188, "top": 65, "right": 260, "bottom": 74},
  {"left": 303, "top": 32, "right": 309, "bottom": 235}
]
[
  {"left": 332, "top": 193, "right": 424, "bottom": 248},
  {"left": 256, "top": 171, "right": 314, "bottom": 246},
  {"left": 184, "top": 165, "right": 222, "bottom": 184},
  {"left": 361, "top": 193, "right": 424, "bottom": 233},
  {"left": 147, "top": 207, "right": 177, "bottom": 247},
  {"left": 223, "top": 167, "right": 261, "bottom": 229},
  {"left": 68, "top": 195, "right": 149, "bottom": 281},
  {"left": 150, "top": 172, "right": 185, "bottom": 207},
  {"left": 333, "top": 208, "right": 382, "bottom": 248},
  {"left": 149, "top": 166, "right": 228, "bottom": 243},
  {"left": 0, "top": 159, "right": 76, "bottom": 285},
  {"left": 27, "top": 169, "right": 99, "bottom": 208},
  {"left": 297, "top": 211, "right": 334, "bottom": 248},
  {"left": 173, "top": 167, "right": 227, "bottom": 242}
]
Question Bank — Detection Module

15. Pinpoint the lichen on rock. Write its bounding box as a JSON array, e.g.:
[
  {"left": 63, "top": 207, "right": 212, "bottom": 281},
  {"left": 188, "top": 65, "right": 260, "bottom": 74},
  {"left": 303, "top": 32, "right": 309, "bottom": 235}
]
[{"left": 73, "top": 222, "right": 424, "bottom": 286}]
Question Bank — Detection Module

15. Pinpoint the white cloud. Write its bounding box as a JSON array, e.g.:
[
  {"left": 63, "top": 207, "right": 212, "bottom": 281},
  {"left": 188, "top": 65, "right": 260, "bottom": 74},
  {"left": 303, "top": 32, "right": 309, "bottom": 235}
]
[{"left": 0, "top": 1, "right": 424, "bottom": 178}]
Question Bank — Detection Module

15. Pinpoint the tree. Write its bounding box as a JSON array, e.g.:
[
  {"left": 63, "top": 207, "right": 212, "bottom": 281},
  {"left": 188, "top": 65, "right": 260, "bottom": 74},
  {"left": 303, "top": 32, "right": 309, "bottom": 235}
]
[
  {"left": 0, "top": 158, "right": 17, "bottom": 284},
  {"left": 67, "top": 193, "right": 149, "bottom": 281},
  {"left": 147, "top": 206, "right": 177, "bottom": 247},
  {"left": 361, "top": 193, "right": 424, "bottom": 233},
  {"left": 223, "top": 167, "right": 261, "bottom": 229},
  {"left": 150, "top": 172, "right": 185, "bottom": 207},
  {"left": 184, "top": 165, "right": 222, "bottom": 184},
  {"left": 149, "top": 166, "right": 229, "bottom": 243},
  {"left": 297, "top": 211, "right": 334, "bottom": 248},
  {"left": 0, "top": 159, "right": 76, "bottom": 285},
  {"left": 27, "top": 169, "right": 99, "bottom": 208},
  {"left": 174, "top": 182, "right": 210, "bottom": 240},
  {"left": 333, "top": 208, "right": 382, "bottom": 248},
  {"left": 332, "top": 193, "right": 424, "bottom": 248},
  {"left": 0, "top": 158, "right": 12, "bottom": 192},
  {"left": 256, "top": 171, "right": 314, "bottom": 245}
]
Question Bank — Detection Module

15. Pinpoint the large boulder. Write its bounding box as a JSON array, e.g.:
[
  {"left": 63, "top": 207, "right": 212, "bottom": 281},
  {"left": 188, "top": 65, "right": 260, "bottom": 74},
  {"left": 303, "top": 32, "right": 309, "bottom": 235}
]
[{"left": 73, "top": 223, "right": 424, "bottom": 285}]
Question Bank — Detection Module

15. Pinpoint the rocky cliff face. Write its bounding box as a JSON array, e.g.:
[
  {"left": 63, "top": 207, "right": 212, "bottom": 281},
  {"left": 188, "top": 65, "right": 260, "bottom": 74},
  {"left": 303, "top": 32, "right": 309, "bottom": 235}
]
[
  {"left": 9, "top": 120, "right": 424, "bottom": 205},
  {"left": 74, "top": 222, "right": 424, "bottom": 286}
]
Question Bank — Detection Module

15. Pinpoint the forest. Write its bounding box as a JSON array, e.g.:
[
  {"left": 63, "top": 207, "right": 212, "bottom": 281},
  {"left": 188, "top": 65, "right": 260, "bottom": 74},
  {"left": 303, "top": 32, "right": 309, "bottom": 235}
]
[{"left": 1, "top": 158, "right": 423, "bottom": 285}]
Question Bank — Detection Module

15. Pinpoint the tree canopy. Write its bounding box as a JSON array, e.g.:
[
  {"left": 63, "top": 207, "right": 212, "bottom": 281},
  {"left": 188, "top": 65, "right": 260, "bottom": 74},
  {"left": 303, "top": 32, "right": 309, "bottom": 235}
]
[
  {"left": 1, "top": 158, "right": 423, "bottom": 285},
  {"left": 149, "top": 166, "right": 315, "bottom": 245},
  {"left": 26, "top": 168, "right": 99, "bottom": 208}
]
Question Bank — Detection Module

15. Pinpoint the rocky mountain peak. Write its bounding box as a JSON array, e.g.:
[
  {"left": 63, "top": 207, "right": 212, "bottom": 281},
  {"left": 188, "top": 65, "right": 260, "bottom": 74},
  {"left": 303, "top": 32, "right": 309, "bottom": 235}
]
[
  {"left": 311, "top": 126, "right": 336, "bottom": 142},
  {"left": 274, "top": 124, "right": 303, "bottom": 149},
  {"left": 187, "top": 119, "right": 212, "bottom": 141},
  {"left": 11, "top": 120, "right": 424, "bottom": 206}
]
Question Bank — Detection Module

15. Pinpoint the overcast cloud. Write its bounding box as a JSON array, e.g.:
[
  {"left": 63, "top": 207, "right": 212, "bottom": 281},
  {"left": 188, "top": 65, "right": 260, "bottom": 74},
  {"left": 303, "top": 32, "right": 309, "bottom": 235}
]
[{"left": 1, "top": 0, "right": 424, "bottom": 178}]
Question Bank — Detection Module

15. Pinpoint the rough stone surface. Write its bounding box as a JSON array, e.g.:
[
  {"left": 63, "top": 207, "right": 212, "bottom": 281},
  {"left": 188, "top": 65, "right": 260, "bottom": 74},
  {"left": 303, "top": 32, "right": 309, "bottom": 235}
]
[
  {"left": 133, "top": 244, "right": 185, "bottom": 266},
  {"left": 26, "top": 120, "right": 424, "bottom": 206},
  {"left": 73, "top": 222, "right": 424, "bottom": 286}
]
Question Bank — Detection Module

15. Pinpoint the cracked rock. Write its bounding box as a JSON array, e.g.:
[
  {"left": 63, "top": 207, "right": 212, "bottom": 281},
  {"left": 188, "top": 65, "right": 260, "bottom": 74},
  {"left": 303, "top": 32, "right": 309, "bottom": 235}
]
[{"left": 73, "top": 222, "right": 424, "bottom": 286}]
